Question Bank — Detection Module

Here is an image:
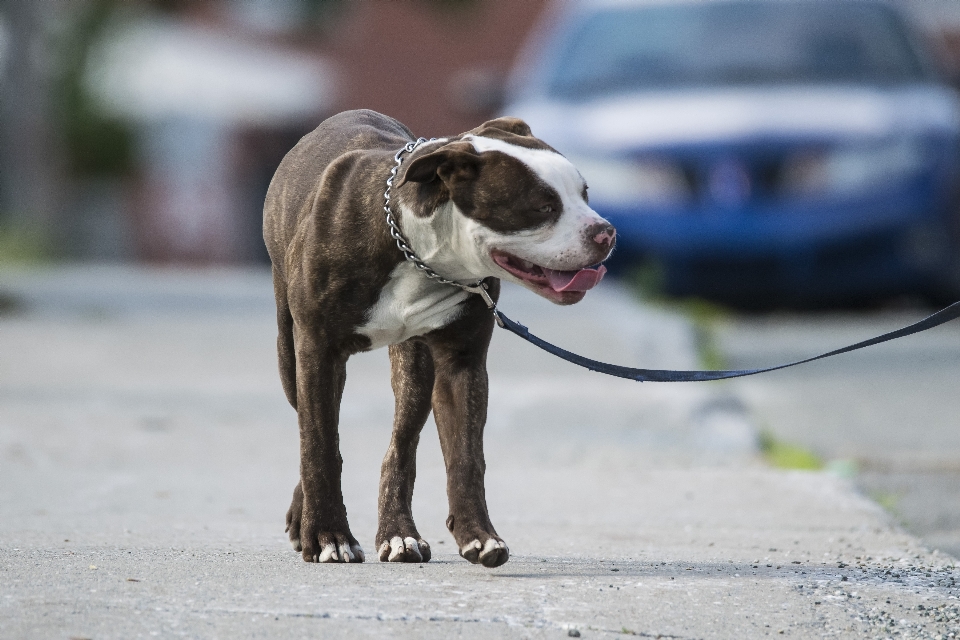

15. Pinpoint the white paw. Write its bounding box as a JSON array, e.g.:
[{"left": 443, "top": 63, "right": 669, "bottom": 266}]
[
  {"left": 481, "top": 538, "right": 507, "bottom": 561},
  {"left": 386, "top": 536, "right": 423, "bottom": 562},
  {"left": 318, "top": 542, "right": 339, "bottom": 563},
  {"left": 460, "top": 538, "right": 509, "bottom": 567},
  {"left": 314, "top": 541, "right": 364, "bottom": 563},
  {"left": 460, "top": 539, "right": 482, "bottom": 558},
  {"left": 378, "top": 536, "right": 430, "bottom": 562},
  {"left": 290, "top": 537, "right": 302, "bottom": 552},
  {"left": 338, "top": 540, "right": 364, "bottom": 563}
]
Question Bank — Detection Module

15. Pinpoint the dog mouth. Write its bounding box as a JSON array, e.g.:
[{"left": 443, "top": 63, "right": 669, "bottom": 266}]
[{"left": 490, "top": 249, "right": 607, "bottom": 294}]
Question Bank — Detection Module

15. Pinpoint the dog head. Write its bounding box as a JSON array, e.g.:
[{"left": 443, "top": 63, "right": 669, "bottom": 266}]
[{"left": 397, "top": 118, "right": 616, "bottom": 305}]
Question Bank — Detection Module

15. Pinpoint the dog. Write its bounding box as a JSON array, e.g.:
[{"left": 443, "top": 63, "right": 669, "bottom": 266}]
[{"left": 263, "top": 109, "right": 616, "bottom": 567}]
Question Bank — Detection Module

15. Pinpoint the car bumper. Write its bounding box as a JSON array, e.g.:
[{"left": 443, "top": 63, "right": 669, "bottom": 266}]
[{"left": 598, "top": 188, "right": 956, "bottom": 303}]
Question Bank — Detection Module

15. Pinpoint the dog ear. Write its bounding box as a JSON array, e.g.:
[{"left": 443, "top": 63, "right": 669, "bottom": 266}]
[
  {"left": 398, "top": 141, "right": 481, "bottom": 186},
  {"left": 469, "top": 117, "right": 532, "bottom": 138}
]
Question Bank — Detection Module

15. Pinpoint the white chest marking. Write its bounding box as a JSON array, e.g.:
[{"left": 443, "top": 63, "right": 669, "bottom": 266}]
[{"left": 356, "top": 262, "right": 469, "bottom": 350}]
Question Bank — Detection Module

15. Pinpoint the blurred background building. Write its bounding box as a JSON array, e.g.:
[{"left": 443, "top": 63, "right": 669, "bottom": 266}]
[
  {"left": 0, "top": 0, "right": 546, "bottom": 264},
  {"left": 0, "top": 0, "right": 959, "bottom": 295}
]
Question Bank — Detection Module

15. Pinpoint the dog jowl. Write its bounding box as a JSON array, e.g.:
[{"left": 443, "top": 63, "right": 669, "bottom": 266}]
[{"left": 263, "top": 109, "right": 615, "bottom": 567}]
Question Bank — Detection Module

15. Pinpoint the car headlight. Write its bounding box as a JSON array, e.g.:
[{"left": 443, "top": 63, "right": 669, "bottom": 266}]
[
  {"left": 569, "top": 156, "right": 691, "bottom": 207},
  {"left": 782, "top": 138, "right": 929, "bottom": 197}
]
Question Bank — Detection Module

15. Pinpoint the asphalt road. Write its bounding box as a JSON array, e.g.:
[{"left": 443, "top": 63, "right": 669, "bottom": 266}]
[
  {"left": 717, "top": 305, "right": 960, "bottom": 560},
  {"left": 1, "top": 267, "right": 958, "bottom": 639}
]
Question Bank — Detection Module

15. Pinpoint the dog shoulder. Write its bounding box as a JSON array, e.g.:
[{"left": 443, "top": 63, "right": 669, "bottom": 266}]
[
  {"left": 272, "top": 111, "right": 411, "bottom": 197},
  {"left": 265, "top": 111, "right": 411, "bottom": 262}
]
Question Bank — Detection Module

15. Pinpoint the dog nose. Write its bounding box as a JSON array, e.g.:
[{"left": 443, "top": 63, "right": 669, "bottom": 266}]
[{"left": 589, "top": 222, "right": 616, "bottom": 248}]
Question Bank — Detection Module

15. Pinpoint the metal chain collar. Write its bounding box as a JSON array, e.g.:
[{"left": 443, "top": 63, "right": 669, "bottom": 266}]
[{"left": 383, "top": 137, "right": 497, "bottom": 311}]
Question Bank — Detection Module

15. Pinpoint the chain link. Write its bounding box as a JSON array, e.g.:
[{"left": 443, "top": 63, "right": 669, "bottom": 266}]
[{"left": 384, "top": 137, "right": 497, "bottom": 310}]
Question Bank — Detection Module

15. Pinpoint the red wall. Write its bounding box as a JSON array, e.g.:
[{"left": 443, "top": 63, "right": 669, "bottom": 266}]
[{"left": 319, "top": 0, "right": 549, "bottom": 137}]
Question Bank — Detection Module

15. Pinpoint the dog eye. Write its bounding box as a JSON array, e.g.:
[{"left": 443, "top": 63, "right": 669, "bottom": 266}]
[{"left": 538, "top": 205, "right": 554, "bottom": 214}]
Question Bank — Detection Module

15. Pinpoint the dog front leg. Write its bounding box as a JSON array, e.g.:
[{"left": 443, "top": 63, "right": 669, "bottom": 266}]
[
  {"left": 376, "top": 339, "right": 435, "bottom": 563},
  {"left": 286, "top": 331, "right": 364, "bottom": 563},
  {"left": 429, "top": 334, "right": 509, "bottom": 568}
]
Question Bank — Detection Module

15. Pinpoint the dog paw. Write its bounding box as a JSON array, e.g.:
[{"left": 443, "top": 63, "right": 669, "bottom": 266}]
[
  {"left": 377, "top": 536, "right": 431, "bottom": 563},
  {"left": 284, "top": 484, "right": 363, "bottom": 563},
  {"left": 460, "top": 537, "right": 509, "bottom": 568},
  {"left": 289, "top": 535, "right": 303, "bottom": 552},
  {"left": 285, "top": 485, "right": 305, "bottom": 552},
  {"left": 301, "top": 532, "right": 365, "bottom": 564}
]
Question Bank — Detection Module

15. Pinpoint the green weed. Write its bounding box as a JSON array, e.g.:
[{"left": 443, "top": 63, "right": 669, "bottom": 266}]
[
  {"left": 869, "top": 490, "right": 901, "bottom": 515},
  {"left": 0, "top": 224, "right": 50, "bottom": 265},
  {"left": 758, "top": 431, "right": 823, "bottom": 470}
]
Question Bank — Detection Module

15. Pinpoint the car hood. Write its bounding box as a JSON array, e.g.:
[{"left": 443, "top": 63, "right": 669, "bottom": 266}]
[{"left": 506, "top": 85, "right": 960, "bottom": 154}]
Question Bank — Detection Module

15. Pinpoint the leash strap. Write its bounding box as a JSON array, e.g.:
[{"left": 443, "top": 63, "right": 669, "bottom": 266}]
[{"left": 492, "top": 301, "right": 960, "bottom": 382}]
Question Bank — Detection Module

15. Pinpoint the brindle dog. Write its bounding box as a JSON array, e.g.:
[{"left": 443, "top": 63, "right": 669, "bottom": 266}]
[{"left": 263, "top": 109, "right": 615, "bottom": 567}]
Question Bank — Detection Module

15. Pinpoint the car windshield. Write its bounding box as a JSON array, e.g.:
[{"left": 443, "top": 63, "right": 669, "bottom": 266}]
[{"left": 547, "top": 1, "right": 928, "bottom": 100}]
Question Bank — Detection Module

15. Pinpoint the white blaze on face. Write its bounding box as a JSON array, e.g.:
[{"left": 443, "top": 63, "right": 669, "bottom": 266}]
[
  {"left": 396, "top": 133, "right": 613, "bottom": 305},
  {"left": 463, "top": 135, "right": 609, "bottom": 273}
]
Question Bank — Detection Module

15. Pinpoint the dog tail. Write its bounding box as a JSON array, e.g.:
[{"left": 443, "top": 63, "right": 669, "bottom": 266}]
[{"left": 273, "top": 268, "right": 298, "bottom": 410}]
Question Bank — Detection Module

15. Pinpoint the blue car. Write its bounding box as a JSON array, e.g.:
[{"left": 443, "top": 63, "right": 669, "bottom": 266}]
[{"left": 503, "top": 0, "right": 960, "bottom": 306}]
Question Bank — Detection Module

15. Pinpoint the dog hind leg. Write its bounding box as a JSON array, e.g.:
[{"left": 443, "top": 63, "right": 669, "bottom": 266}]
[{"left": 376, "top": 340, "right": 435, "bottom": 562}]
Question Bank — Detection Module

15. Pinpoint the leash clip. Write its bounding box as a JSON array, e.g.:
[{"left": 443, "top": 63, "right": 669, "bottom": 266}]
[
  {"left": 463, "top": 280, "right": 495, "bottom": 309},
  {"left": 462, "top": 280, "right": 504, "bottom": 327}
]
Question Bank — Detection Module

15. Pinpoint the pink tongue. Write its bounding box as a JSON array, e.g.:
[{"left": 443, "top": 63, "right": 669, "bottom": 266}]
[{"left": 544, "top": 265, "right": 607, "bottom": 292}]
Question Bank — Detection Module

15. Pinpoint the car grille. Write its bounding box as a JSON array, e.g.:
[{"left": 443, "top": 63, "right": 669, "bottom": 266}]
[{"left": 655, "top": 150, "right": 812, "bottom": 207}]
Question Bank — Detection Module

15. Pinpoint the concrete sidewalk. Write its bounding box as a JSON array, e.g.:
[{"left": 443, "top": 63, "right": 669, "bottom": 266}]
[
  {"left": 0, "top": 266, "right": 957, "bottom": 639},
  {"left": 717, "top": 310, "right": 960, "bottom": 560}
]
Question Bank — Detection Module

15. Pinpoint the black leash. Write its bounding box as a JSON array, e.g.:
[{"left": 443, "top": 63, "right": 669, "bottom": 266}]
[{"left": 492, "top": 301, "right": 960, "bottom": 382}]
